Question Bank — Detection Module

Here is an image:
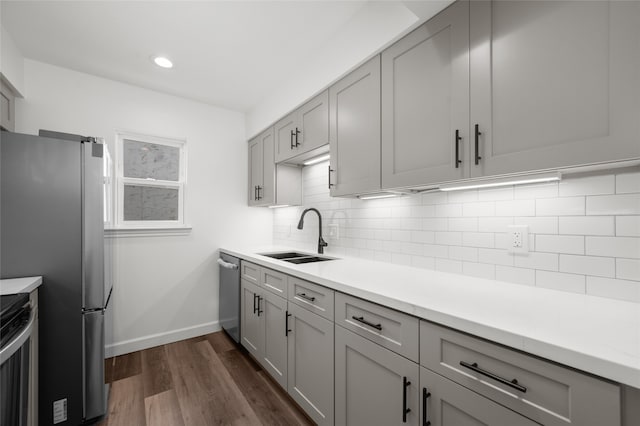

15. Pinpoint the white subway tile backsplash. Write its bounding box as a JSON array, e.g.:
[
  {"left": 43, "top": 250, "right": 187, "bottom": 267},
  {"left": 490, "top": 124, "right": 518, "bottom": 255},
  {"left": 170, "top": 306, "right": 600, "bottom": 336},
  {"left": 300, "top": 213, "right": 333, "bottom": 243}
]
[
  {"left": 463, "top": 232, "right": 495, "bottom": 248},
  {"left": 463, "top": 201, "right": 496, "bottom": 217},
  {"left": 423, "top": 218, "right": 448, "bottom": 231},
  {"left": 536, "top": 235, "right": 584, "bottom": 255},
  {"left": 536, "top": 271, "right": 585, "bottom": 294},
  {"left": 616, "top": 171, "right": 640, "bottom": 194},
  {"left": 616, "top": 216, "right": 640, "bottom": 237},
  {"left": 496, "top": 266, "right": 535, "bottom": 286},
  {"left": 411, "top": 230, "right": 435, "bottom": 244},
  {"left": 478, "top": 187, "right": 514, "bottom": 201},
  {"left": 435, "top": 231, "right": 462, "bottom": 246},
  {"left": 515, "top": 182, "right": 558, "bottom": 199},
  {"left": 435, "top": 203, "right": 463, "bottom": 217},
  {"left": 617, "top": 258, "right": 640, "bottom": 281},
  {"left": 586, "top": 236, "right": 640, "bottom": 259},
  {"left": 514, "top": 252, "right": 559, "bottom": 271},
  {"left": 515, "top": 217, "right": 558, "bottom": 234},
  {"left": 560, "top": 254, "right": 615, "bottom": 278},
  {"left": 587, "top": 194, "right": 640, "bottom": 215},
  {"left": 449, "top": 217, "right": 478, "bottom": 232},
  {"left": 478, "top": 248, "right": 514, "bottom": 266},
  {"left": 435, "top": 258, "right": 463, "bottom": 273},
  {"left": 274, "top": 164, "right": 640, "bottom": 303},
  {"left": 559, "top": 175, "right": 615, "bottom": 196},
  {"left": 559, "top": 216, "right": 615, "bottom": 236},
  {"left": 478, "top": 217, "right": 514, "bottom": 232},
  {"left": 586, "top": 276, "right": 640, "bottom": 303},
  {"left": 495, "top": 199, "right": 535, "bottom": 216},
  {"left": 536, "top": 197, "right": 585, "bottom": 216},
  {"left": 463, "top": 262, "right": 495, "bottom": 280},
  {"left": 450, "top": 246, "right": 479, "bottom": 262}
]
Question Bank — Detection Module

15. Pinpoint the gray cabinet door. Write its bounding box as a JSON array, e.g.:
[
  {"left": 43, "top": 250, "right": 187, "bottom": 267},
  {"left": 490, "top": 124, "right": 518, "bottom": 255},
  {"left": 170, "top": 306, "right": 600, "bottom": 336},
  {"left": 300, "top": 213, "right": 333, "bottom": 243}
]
[
  {"left": 240, "top": 279, "right": 264, "bottom": 360},
  {"left": 420, "top": 367, "right": 539, "bottom": 426},
  {"left": 298, "top": 90, "right": 329, "bottom": 155},
  {"left": 260, "top": 127, "right": 275, "bottom": 206},
  {"left": 470, "top": 0, "right": 640, "bottom": 177},
  {"left": 381, "top": 1, "right": 469, "bottom": 189},
  {"left": 247, "top": 137, "right": 263, "bottom": 206},
  {"left": 275, "top": 112, "right": 297, "bottom": 163},
  {"left": 0, "top": 81, "right": 16, "bottom": 132},
  {"left": 335, "top": 325, "right": 419, "bottom": 426},
  {"left": 261, "top": 290, "right": 288, "bottom": 389},
  {"left": 287, "top": 303, "right": 334, "bottom": 426},
  {"left": 329, "top": 56, "right": 381, "bottom": 196}
]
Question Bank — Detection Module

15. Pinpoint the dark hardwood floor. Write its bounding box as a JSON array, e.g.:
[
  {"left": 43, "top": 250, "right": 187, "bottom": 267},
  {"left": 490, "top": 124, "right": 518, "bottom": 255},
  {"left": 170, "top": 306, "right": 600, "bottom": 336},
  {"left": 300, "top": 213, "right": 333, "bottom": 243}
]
[{"left": 97, "top": 332, "right": 315, "bottom": 426}]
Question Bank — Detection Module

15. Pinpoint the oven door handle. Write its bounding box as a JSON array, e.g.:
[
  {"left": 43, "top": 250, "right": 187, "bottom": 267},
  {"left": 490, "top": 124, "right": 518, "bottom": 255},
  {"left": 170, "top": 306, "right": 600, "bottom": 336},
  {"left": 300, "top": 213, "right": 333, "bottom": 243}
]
[{"left": 0, "top": 307, "right": 35, "bottom": 365}]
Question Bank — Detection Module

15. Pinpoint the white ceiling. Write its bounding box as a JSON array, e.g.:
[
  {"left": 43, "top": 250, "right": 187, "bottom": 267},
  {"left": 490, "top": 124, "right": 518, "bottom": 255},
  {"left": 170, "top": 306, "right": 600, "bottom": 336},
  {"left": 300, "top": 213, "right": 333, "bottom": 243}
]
[{"left": 1, "top": 0, "right": 372, "bottom": 112}]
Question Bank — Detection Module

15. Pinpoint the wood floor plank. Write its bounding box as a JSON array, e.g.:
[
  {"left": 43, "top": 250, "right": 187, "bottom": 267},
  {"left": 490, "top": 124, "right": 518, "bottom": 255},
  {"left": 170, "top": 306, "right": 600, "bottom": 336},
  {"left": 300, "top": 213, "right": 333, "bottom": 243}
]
[
  {"left": 145, "top": 389, "right": 185, "bottom": 426},
  {"left": 141, "top": 345, "right": 173, "bottom": 397},
  {"left": 166, "top": 338, "right": 261, "bottom": 426},
  {"left": 257, "top": 370, "right": 315, "bottom": 426},
  {"left": 219, "top": 349, "right": 313, "bottom": 426},
  {"left": 101, "top": 375, "right": 146, "bottom": 426},
  {"left": 206, "top": 330, "right": 236, "bottom": 354},
  {"left": 111, "top": 351, "right": 142, "bottom": 382}
]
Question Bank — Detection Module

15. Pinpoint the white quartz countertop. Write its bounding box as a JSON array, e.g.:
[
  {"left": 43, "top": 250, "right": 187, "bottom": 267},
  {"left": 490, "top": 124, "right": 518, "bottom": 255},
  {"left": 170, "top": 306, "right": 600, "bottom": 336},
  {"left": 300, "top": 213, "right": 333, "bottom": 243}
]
[
  {"left": 0, "top": 276, "right": 42, "bottom": 295},
  {"left": 221, "top": 246, "right": 640, "bottom": 389}
]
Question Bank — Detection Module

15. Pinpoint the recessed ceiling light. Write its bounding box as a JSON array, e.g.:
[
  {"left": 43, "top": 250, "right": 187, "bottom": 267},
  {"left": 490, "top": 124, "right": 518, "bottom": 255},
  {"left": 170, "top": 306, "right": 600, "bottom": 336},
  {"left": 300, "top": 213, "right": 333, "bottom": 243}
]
[{"left": 153, "top": 56, "right": 173, "bottom": 69}]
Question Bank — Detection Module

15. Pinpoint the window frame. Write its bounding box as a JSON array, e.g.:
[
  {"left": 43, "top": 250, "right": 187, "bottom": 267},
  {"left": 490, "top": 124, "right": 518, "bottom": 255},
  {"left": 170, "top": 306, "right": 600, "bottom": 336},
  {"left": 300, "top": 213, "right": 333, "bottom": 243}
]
[{"left": 114, "top": 131, "right": 188, "bottom": 230}]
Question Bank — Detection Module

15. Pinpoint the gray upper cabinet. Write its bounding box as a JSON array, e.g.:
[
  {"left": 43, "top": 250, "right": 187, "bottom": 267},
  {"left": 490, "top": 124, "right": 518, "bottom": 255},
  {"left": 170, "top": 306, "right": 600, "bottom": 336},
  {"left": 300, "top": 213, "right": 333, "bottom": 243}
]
[
  {"left": 275, "top": 91, "right": 329, "bottom": 163},
  {"left": 469, "top": 0, "right": 640, "bottom": 177},
  {"left": 248, "top": 127, "right": 302, "bottom": 207},
  {"left": 381, "top": 0, "right": 470, "bottom": 190},
  {"left": 329, "top": 56, "right": 381, "bottom": 197},
  {"left": 335, "top": 325, "right": 419, "bottom": 426},
  {"left": 0, "top": 80, "right": 16, "bottom": 132},
  {"left": 421, "top": 367, "right": 539, "bottom": 426},
  {"left": 287, "top": 303, "right": 334, "bottom": 426}
]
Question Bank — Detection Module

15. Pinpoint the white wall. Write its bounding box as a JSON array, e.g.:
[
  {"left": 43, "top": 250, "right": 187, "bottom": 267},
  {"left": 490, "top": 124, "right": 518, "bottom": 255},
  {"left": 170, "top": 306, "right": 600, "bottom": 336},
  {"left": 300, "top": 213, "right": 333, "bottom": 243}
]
[
  {"left": 245, "top": 1, "right": 419, "bottom": 138},
  {"left": 16, "top": 59, "right": 273, "bottom": 356},
  {"left": 274, "top": 162, "right": 640, "bottom": 303},
  {"left": 0, "top": 24, "right": 25, "bottom": 95}
]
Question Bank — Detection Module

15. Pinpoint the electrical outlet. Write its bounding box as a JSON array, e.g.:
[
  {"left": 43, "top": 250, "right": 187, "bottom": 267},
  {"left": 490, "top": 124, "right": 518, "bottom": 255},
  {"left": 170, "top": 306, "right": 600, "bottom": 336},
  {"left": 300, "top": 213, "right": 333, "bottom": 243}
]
[
  {"left": 328, "top": 223, "right": 339, "bottom": 240},
  {"left": 507, "top": 225, "right": 529, "bottom": 254}
]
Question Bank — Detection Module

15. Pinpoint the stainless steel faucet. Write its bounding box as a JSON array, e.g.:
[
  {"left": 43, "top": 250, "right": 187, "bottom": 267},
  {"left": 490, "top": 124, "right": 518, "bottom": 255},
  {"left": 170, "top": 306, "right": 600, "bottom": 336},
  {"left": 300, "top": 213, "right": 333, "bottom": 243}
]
[{"left": 296, "top": 207, "right": 328, "bottom": 254}]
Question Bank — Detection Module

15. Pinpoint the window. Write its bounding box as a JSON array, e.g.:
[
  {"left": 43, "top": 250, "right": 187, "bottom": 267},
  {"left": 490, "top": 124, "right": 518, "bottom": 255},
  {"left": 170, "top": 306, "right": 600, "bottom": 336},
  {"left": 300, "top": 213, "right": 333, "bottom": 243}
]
[{"left": 115, "top": 132, "right": 187, "bottom": 229}]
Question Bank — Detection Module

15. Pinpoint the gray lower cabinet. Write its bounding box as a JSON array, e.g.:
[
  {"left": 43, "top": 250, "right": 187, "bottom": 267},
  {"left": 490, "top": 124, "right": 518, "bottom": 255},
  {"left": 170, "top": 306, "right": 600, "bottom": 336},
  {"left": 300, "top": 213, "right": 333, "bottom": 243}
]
[
  {"left": 329, "top": 56, "right": 381, "bottom": 197},
  {"left": 240, "top": 279, "right": 264, "bottom": 360},
  {"left": 335, "top": 325, "right": 419, "bottom": 426},
  {"left": 381, "top": 0, "right": 469, "bottom": 189},
  {"left": 420, "top": 368, "right": 538, "bottom": 426},
  {"left": 287, "top": 303, "right": 334, "bottom": 426},
  {"left": 240, "top": 278, "right": 288, "bottom": 389}
]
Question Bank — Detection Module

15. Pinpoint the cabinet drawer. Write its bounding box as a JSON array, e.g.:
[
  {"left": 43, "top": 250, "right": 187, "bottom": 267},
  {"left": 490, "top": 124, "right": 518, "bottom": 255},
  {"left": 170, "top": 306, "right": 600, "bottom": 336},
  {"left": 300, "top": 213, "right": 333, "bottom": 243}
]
[
  {"left": 240, "top": 261, "right": 260, "bottom": 285},
  {"left": 420, "top": 321, "right": 620, "bottom": 426},
  {"left": 335, "top": 292, "right": 418, "bottom": 362},
  {"left": 261, "top": 267, "right": 288, "bottom": 297},
  {"left": 288, "top": 277, "right": 334, "bottom": 321}
]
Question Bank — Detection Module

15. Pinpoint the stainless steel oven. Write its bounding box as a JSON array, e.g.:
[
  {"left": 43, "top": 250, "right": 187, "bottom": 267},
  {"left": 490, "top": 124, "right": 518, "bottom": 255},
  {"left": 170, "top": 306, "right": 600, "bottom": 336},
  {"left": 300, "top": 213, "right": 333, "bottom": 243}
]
[{"left": 1, "top": 293, "right": 35, "bottom": 426}]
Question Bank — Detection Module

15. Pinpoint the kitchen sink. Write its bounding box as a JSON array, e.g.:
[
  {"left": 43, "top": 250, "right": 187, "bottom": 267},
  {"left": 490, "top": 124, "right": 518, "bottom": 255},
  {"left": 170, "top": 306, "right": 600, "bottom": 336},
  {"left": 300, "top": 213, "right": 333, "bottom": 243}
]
[
  {"left": 259, "top": 251, "right": 336, "bottom": 264},
  {"left": 261, "top": 252, "right": 311, "bottom": 260},
  {"left": 283, "top": 256, "right": 333, "bottom": 264}
]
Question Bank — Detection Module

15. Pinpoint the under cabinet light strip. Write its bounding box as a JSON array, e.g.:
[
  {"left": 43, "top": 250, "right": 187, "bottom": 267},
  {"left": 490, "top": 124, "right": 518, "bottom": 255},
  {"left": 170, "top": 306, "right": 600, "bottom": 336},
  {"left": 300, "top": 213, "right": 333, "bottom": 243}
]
[
  {"left": 439, "top": 172, "right": 561, "bottom": 192},
  {"left": 303, "top": 154, "right": 330, "bottom": 166},
  {"left": 358, "top": 193, "right": 401, "bottom": 200},
  {"left": 268, "top": 205, "right": 291, "bottom": 209}
]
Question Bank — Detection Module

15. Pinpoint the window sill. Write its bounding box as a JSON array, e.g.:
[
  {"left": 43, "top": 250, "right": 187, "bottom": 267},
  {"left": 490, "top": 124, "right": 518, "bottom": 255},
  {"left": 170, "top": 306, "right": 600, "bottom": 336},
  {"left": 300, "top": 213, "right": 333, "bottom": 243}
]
[{"left": 105, "top": 226, "right": 192, "bottom": 238}]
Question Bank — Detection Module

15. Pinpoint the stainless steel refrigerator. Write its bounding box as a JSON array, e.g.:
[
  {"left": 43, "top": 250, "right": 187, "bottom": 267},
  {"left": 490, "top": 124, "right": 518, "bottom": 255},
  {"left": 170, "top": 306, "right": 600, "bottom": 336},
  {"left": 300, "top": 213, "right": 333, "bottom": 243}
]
[{"left": 1, "top": 131, "right": 110, "bottom": 425}]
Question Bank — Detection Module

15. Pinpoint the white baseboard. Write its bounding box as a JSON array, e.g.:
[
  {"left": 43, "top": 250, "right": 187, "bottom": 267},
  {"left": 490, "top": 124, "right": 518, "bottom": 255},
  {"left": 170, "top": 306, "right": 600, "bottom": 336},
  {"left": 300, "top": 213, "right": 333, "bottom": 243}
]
[{"left": 105, "top": 321, "right": 221, "bottom": 358}]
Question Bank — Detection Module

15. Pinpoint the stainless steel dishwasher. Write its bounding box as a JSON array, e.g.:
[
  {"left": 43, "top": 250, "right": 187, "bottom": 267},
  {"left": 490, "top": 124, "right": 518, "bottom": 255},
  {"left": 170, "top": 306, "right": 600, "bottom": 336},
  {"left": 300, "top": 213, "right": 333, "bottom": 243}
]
[{"left": 217, "top": 253, "right": 240, "bottom": 343}]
